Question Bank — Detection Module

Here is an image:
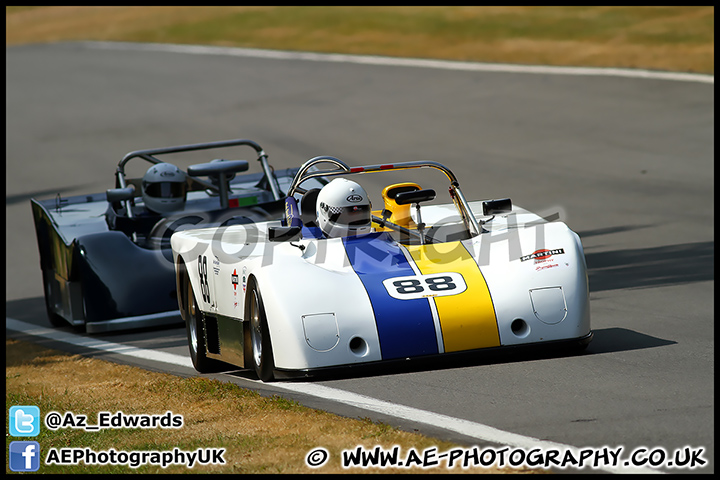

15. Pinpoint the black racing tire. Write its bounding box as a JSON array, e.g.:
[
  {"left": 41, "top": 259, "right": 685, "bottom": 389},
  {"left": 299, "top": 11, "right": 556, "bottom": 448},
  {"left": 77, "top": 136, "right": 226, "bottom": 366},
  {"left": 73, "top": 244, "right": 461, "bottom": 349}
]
[
  {"left": 184, "top": 269, "right": 226, "bottom": 374},
  {"left": 246, "top": 280, "right": 275, "bottom": 382}
]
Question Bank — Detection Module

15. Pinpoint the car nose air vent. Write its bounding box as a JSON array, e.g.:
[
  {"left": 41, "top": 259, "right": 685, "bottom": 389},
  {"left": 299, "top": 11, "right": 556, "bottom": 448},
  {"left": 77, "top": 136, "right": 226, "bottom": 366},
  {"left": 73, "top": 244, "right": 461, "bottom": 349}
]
[
  {"left": 349, "top": 336, "right": 369, "bottom": 356},
  {"left": 511, "top": 318, "right": 530, "bottom": 338},
  {"left": 302, "top": 313, "right": 339, "bottom": 352},
  {"left": 529, "top": 287, "right": 567, "bottom": 325}
]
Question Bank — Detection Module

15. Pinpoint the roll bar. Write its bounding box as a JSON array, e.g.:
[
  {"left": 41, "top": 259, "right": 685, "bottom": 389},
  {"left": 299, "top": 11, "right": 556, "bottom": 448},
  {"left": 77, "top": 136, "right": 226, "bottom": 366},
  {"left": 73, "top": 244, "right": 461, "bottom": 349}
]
[
  {"left": 114, "top": 138, "right": 282, "bottom": 218},
  {"left": 287, "top": 156, "right": 481, "bottom": 237}
]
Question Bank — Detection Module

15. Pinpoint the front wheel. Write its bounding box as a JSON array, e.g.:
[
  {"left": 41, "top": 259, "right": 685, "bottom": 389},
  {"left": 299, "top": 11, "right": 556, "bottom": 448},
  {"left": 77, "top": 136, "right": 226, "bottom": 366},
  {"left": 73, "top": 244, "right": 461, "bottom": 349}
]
[{"left": 247, "top": 281, "right": 275, "bottom": 382}]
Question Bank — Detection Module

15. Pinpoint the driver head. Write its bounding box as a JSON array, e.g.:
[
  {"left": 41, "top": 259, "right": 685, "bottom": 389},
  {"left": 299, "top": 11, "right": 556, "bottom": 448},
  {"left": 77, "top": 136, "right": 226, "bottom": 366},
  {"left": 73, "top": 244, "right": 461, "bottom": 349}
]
[
  {"left": 316, "top": 178, "right": 372, "bottom": 238},
  {"left": 141, "top": 162, "right": 187, "bottom": 214}
]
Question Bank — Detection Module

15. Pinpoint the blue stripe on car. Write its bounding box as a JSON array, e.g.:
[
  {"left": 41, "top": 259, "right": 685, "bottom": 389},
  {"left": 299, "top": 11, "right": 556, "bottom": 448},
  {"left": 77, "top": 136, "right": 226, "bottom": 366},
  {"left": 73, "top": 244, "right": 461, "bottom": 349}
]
[{"left": 343, "top": 232, "right": 438, "bottom": 360}]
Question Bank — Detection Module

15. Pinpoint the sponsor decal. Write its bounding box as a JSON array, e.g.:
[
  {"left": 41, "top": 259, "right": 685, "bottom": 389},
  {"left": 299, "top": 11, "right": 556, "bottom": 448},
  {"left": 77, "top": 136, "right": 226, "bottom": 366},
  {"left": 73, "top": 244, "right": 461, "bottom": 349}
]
[
  {"left": 520, "top": 248, "right": 566, "bottom": 272},
  {"left": 520, "top": 248, "right": 565, "bottom": 262},
  {"left": 346, "top": 194, "right": 363, "bottom": 203},
  {"left": 284, "top": 197, "right": 301, "bottom": 225},
  {"left": 535, "top": 263, "right": 559, "bottom": 271},
  {"left": 231, "top": 269, "right": 239, "bottom": 290},
  {"left": 232, "top": 269, "right": 239, "bottom": 309}
]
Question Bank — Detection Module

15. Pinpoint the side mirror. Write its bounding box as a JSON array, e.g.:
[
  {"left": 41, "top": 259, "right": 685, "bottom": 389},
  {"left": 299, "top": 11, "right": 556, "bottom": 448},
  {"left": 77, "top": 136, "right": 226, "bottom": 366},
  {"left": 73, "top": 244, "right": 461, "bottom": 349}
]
[
  {"left": 482, "top": 198, "right": 512, "bottom": 215},
  {"left": 395, "top": 189, "right": 436, "bottom": 205},
  {"left": 106, "top": 187, "right": 135, "bottom": 203},
  {"left": 268, "top": 225, "right": 302, "bottom": 242}
]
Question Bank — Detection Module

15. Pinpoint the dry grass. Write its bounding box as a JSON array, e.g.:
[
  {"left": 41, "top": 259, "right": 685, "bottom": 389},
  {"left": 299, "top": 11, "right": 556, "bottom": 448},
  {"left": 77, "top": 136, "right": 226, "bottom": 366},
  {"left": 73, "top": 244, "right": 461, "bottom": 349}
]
[
  {"left": 5, "top": 6, "right": 714, "bottom": 73},
  {"left": 6, "top": 339, "right": 543, "bottom": 474},
  {"left": 5, "top": 6, "right": 254, "bottom": 43}
]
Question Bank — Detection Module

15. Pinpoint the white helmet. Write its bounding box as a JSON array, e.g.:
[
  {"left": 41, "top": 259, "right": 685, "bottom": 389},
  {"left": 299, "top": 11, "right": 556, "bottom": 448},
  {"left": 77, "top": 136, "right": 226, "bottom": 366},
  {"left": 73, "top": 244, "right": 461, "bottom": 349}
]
[
  {"left": 141, "top": 163, "right": 187, "bottom": 214},
  {"left": 316, "top": 178, "right": 372, "bottom": 238}
]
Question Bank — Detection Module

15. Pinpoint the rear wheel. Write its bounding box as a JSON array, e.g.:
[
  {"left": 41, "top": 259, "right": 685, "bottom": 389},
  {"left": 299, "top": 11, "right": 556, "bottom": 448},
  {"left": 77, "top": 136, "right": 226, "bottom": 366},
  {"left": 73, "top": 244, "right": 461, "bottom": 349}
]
[
  {"left": 247, "top": 281, "right": 275, "bottom": 382},
  {"left": 184, "top": 269, "right": 226, "bottom": 373}
]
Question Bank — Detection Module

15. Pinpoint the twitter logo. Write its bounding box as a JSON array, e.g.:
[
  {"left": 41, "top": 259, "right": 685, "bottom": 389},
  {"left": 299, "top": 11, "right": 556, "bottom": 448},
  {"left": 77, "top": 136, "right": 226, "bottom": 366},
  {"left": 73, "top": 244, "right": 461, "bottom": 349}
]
[{"left": 9, "top": 406, "right": 40, "bottom": 437}]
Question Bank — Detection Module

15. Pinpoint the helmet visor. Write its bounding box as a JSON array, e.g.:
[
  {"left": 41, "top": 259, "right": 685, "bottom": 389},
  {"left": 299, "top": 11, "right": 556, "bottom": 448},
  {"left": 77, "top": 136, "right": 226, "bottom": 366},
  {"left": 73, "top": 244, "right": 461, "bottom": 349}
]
[
  {"left": 327, "top": 204, "right": 371, "bottom": 226},
  {"left": 144, "top": 181, "right": 186, "bottom": 199}
]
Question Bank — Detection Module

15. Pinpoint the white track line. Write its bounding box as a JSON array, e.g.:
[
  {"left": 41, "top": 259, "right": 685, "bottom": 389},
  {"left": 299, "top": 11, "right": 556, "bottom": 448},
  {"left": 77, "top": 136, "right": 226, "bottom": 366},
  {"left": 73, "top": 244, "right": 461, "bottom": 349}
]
[
  {"left": 86, "top": 41, "right": 713, "bottom": 84},
  {"left": 7, "top": 317, "right": 660, "bottom": 473},
  {"left": 6, "top": 318, "right": 193, "bottom": 368}
]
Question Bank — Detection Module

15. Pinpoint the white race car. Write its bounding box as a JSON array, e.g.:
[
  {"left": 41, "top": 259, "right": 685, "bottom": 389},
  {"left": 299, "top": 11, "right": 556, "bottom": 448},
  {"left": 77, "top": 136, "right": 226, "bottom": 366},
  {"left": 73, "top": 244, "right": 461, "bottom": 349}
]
[{"left": 171, "top": 156, "right": 592, "bottom": 381}]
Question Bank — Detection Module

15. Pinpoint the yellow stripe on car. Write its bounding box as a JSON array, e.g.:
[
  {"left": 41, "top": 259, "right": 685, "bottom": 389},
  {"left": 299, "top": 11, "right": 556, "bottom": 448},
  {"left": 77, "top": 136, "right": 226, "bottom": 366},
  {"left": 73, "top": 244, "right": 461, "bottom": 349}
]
[{"left": 406, "top": 241, "right": 500, "bottom": 352}]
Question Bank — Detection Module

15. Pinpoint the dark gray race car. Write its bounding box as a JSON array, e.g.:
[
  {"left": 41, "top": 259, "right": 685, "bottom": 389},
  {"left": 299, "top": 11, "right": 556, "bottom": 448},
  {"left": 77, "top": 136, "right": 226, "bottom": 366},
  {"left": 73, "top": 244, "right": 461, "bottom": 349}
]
[{"left": 31, "top": 138, "right": 310, "bottom": 333}]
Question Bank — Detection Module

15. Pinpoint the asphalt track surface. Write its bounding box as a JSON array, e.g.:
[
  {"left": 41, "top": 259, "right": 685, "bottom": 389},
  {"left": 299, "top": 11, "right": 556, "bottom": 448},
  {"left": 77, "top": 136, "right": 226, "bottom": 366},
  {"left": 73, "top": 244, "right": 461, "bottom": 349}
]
[{"left": 6, "top": 42, "right": 714, "bottom": 473}]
